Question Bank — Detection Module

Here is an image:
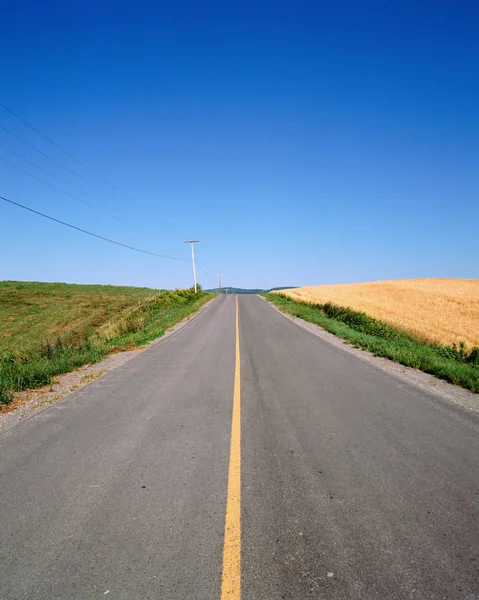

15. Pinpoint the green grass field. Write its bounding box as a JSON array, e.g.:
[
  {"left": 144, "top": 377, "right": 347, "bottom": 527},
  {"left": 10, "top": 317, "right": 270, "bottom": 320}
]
[
  {"left": 266, "top": 293, "right": 479, "bottom": 394},
  {"left": 0, "top": 281, "right": 160, "bottom": 355},
  {"left": 0, "top": 281, "right": 213, "bottom": 405}
]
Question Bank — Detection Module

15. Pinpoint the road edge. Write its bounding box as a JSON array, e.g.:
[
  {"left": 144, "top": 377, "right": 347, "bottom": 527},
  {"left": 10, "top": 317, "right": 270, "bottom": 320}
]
[
  {"left": 260, "top": 295, "right": 479, "bottom": 417},
  {"left": 0, "top": 296, "right": 220, "bottom": 433}
]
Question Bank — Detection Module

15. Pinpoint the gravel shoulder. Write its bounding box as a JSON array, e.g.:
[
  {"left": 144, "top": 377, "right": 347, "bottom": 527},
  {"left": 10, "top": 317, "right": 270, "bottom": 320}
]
[
  {"left": 261, "top": 295, "right": 479, "bottom": 417},
  {"left": 0, "top": 296, "right": 218, "bottom": 433}
]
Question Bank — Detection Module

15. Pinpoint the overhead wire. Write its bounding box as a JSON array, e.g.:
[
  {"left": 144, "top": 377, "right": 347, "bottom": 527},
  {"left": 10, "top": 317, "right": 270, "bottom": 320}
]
[
  {"left": 0, "top": 105, "right": 192, "bottom": 265},
  {"left": 194, "top": 258, "right": 216, "bottom": 283},
  {"left": 0, "top": 123, "right": 112, "bottom": 202},
  {"left": 1, "top": 103, "right": 122, "bottom": 194},
  {"left": 0, "top": 194, "right": 184, "bottom": 260},
  {"left": 0, "top": 142, "right": 130, "bottom": 215},
  {"left": 0, "top": 156, "right": 131, "bottom": 226},
  {"left": 0, "top": 104, "right": 171, "bottom": 226}
]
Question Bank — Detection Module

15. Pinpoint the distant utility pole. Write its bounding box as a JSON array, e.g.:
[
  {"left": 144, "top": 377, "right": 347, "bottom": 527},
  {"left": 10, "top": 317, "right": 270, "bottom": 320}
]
[
  {"left": 184, "top": 240, "right": 199, "bottom": 293},
  {"left": 217, "top": 274, "right": 223, "bottom": 294}
]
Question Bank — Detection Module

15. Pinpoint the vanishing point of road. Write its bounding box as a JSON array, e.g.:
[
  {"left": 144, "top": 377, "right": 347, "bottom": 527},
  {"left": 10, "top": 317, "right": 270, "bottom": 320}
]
[{"left": 1, "top": 295, "right": 478, "bottom": 599}]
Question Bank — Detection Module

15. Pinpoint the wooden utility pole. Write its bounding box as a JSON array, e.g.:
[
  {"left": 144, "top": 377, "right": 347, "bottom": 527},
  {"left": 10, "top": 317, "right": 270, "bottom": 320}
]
[{"left": 184, "top": 240, "right": 199, "bottom": 293}]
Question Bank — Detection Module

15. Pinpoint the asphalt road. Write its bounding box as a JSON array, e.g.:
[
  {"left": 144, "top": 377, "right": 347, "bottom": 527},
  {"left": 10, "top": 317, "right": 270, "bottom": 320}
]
[{"left": 1, "top": 295, "right": 478, "bottom": 599}]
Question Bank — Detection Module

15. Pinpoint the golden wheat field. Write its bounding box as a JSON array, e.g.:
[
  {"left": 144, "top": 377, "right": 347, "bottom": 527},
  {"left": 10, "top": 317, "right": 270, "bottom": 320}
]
[{"left": 276, "top": 279, "right": 479, "bottom": 349}]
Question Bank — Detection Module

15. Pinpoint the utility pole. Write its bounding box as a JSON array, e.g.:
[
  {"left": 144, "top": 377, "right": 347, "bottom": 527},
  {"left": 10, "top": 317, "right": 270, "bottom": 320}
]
[
  {"left": 217, "top": 274, "right": 223, "bottom": 294},
  {"left": 184, "top": 240, "right": 199, "bottom": 293}
]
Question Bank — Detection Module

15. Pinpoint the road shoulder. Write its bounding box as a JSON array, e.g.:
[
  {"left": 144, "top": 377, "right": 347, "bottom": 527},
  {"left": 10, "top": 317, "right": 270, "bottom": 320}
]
[
  {"left": 260, "top": 295, "right": 479, "bottom": 417},
  {"left": 0, "top": 296, "right": 219, "bottom": 433}
]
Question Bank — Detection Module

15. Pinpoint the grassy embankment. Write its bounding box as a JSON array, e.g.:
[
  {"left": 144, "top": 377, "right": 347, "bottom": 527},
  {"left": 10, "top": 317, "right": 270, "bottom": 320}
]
[
  {"left": 268, "top": 279, "right": 479, "bottom": 393},
  {"left": 0, "top": 281, "right": 213, "bottom": 405}
]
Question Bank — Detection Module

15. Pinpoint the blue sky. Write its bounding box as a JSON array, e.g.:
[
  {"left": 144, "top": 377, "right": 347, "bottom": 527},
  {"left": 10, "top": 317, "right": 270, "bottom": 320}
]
[{"left": 1, "top": 0, "right": 478, "bottom": 289}]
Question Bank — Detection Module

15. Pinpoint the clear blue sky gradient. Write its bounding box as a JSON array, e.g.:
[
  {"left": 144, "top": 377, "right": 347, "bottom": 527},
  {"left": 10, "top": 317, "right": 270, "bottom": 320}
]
[{"left": 1, "top": 1, "right": 478, "bottom": 289}]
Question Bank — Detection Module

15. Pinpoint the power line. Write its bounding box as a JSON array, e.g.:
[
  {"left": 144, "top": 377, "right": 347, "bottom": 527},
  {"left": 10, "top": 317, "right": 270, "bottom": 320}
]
[
  {"left": 0, "top": 194, "right": 184, "bottom": 260},
  {"left": 0, "top": 127, "right": 170, "bottom": 228},
  {"left": 0, "top": 104, "right": 170, "bottom": 226},
  {"left": 0, "top": 103, "right": 116, "bottom": 191},
  {"left": 0, "top": 123, "right": 111, "bottom": 201},
  {"left": 194, "top": 258, "right": 215, "bottom": 282},
  {"left": 0, "top": 156, "right": 130, "bottom": 226},
  {"left": 0, "top": 141, "right": 127, "bottom": 214}
]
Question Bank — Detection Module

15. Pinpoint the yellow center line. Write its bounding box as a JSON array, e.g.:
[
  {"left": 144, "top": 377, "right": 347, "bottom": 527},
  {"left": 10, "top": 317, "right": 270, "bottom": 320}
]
[{"left": 221, "top": 295, "right": 242, "bottom": 599}]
